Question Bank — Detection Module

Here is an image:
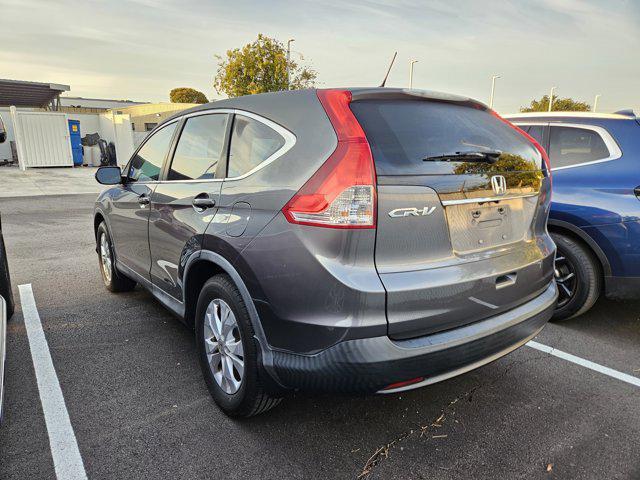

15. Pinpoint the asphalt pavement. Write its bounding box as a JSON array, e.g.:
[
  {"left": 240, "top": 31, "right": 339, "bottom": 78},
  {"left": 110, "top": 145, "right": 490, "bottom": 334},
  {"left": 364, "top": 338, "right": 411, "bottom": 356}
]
[{"left": 0, "top": 193, "right": 638, "bottom": 480}]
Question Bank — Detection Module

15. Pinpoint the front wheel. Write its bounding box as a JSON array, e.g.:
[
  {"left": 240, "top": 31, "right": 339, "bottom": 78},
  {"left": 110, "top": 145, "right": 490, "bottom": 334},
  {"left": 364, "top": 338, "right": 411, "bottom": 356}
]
[
  {"left": 96, "top": 222, "right": 136, "bottom": 293},
  {"left": 196, "top": 274, "right": 281, "bottom": 417},
  {"left": 552, "top": 233, "right": 602, "bottom": 320}
]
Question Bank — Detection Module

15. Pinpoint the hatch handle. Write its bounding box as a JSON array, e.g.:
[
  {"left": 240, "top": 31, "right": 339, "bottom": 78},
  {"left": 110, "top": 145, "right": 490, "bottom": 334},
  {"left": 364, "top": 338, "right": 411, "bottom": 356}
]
[{"left": 495, "top": 273, "right": 517, "bottom": 289}]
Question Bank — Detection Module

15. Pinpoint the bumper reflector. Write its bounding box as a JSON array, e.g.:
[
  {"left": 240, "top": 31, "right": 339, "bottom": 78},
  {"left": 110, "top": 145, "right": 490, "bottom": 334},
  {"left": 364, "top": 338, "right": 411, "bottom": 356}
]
[{"left": 382, "top": 376, "right": 425, "bottom": 391}]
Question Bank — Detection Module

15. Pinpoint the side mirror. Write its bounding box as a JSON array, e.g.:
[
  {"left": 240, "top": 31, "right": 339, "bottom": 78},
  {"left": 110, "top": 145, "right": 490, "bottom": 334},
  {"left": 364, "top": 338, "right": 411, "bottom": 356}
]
[
  {"left": 0, "top": 114, "right": 6, "bottom": 144},
  {"left": 95, "top": 166, "right": 123, "bottom": 185}
]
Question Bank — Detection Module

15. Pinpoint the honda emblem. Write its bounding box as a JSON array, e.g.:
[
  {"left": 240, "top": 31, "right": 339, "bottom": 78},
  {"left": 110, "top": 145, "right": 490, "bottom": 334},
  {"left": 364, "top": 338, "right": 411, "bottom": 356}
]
[{"left": 491, "top": 175, "right": 507, "bottom": 196}]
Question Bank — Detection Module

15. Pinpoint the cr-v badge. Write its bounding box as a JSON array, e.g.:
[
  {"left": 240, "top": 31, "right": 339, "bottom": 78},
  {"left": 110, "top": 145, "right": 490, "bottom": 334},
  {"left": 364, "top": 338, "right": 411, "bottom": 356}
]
[{"left": 388, "top": 206, "right": 436, "bottom": 218}]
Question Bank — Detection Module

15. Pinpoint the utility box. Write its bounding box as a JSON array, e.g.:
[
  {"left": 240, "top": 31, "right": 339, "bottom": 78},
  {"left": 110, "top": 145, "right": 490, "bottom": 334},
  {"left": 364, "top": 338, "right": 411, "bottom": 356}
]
[{"left": 68, "top": 119, "right": 83, "bottom": 166}]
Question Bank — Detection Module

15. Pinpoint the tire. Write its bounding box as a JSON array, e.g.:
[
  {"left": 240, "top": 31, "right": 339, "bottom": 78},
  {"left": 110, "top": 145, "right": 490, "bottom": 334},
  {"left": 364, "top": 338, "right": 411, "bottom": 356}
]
[
  {"left": 0, "top": 233, "right": 15, "bottom": 320},
  {"left": 196, "top": 274, "right": 281, "bottom": 417},
  {"left": 552, "top": 232, "right": 602, "bottom": 321},
  {"left": 96, "top": 222, "right": 136, "bottom": 293}
]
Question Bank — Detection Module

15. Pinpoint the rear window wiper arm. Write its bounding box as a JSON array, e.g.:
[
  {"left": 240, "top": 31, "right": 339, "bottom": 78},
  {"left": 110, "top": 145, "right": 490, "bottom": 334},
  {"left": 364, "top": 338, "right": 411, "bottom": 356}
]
[{"left": 422, "top": 150, "right": 502, "bottom": 163}]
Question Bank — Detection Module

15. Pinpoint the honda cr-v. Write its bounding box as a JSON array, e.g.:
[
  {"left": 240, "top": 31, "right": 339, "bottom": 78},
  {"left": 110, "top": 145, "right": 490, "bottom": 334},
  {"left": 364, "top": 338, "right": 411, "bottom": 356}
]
[{"left": 94, "top": 88, "right": 557, "bottom": 417}]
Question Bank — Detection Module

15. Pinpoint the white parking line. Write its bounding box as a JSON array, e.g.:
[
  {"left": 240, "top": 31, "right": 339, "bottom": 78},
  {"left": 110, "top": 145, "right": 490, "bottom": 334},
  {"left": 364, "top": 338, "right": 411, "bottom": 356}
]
[
  {"left": 18, "top": 284, "right": 88, "bottom": 480},
  {"left": 527, "top": 340, "right": 640, "bottom": 388}
]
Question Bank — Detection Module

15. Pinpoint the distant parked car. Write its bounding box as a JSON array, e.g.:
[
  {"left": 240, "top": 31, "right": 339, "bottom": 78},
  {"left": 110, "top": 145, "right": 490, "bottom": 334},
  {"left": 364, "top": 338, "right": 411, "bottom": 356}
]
[
  {"left": 0, "top": 113, "right": 12, "bottom": 422},
  {"left": 506, "top": 111, "right": 640, "bottom": 319},
  {"left": 94, "top": 88, "right": 556, "bottom": 417}
]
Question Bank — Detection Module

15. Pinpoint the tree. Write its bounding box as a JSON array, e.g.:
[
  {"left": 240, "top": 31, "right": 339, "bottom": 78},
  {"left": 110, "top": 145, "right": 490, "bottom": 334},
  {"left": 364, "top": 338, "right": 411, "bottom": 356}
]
[
  {"left": 520, "top": 95, "right": 590, "bottom": 112},
  {"left": 214, "top": 34, "right": 317, "bottom": 98},
  {"left": 170, "top": 87, "right": 208, "bottom": 104}
]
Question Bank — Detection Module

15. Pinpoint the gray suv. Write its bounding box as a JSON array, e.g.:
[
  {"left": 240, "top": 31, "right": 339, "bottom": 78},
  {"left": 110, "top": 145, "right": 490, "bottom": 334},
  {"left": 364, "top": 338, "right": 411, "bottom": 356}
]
[{"left": 94, "top": 88, "right": 557, "bottom": 417}]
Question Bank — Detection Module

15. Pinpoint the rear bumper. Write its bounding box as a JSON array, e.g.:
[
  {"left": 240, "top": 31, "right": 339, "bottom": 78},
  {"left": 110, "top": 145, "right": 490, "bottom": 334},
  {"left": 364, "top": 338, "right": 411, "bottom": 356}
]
[{"left": 266, "top": 281, "right": 557, "bottom": 394}]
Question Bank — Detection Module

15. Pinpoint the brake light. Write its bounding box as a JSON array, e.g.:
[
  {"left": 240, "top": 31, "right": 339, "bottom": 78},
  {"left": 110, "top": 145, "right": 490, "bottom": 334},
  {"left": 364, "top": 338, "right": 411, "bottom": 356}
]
[
  {"left": 282, "top": 89, "right": 376, "bottom": 228},
  {"left": 490, "top": 110, "right": 552, "bottom": 184}
]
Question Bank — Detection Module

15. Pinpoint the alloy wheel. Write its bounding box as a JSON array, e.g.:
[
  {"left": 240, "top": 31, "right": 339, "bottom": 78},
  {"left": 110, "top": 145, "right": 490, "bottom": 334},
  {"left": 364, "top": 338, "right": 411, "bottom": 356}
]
[
  {"left": 203, "top": 298, "right": 244, "bottom": 394},
  {"left": 99, "top": 232, "right": 112, "bottom": 283},
  {"left": 554, "top": 254, "right": 577, "bottom": 308}
]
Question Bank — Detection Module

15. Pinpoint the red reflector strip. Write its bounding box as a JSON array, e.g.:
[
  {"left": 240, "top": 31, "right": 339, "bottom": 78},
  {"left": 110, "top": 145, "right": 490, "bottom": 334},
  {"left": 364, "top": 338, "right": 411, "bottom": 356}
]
[{"left": 382, "top": 376, "right": 425, "bottom": 391}]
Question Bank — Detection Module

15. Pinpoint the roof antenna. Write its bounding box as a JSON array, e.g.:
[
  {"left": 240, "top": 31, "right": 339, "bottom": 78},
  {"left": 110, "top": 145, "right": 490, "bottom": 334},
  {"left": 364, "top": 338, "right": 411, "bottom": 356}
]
[{"left": 379, "top": 51, "right": 397, "bottom": 87}]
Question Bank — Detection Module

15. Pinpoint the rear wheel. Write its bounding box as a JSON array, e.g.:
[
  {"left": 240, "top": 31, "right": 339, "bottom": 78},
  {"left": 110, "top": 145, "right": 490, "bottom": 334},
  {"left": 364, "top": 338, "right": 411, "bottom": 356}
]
[
  {"left": 196, "top": 274, "right": 281, "bottom": 417},
  {"left": 97, "top": 222, "right": 136, "bottom": 292},
  {"left": 552, "top": 232, "right": 602, "bottom": 320}
]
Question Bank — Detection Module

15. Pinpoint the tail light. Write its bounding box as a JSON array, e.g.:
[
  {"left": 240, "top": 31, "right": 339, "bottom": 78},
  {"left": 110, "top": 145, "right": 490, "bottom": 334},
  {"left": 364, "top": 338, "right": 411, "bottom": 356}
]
[
  {"left": 490, "top": 110, "right": 552, "bottom": 185},
  {"left": 282, "top": 89, "right": 377, "bottom": 229}
]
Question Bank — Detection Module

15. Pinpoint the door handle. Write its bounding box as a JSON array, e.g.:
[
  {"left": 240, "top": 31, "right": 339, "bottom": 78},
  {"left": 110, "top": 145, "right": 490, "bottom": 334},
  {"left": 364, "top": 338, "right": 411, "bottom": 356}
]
[
  {"left": 192, "top": 194, "right": 216, "bottom": 209},
  {"left": 138, "top": 195, "right": 150, "bottom": 206}
]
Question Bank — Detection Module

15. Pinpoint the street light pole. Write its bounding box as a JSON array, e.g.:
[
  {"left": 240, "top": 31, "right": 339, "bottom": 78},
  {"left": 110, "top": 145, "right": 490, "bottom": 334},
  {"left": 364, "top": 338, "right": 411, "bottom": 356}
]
[
  {"left": 593, "top": 94, "right": 601, "bottom": 112},
  {"left": 286, "top": 38, "right": 295, "bottom": 90},
  {"left": 409, "top": 60, "right": 418, "bottom": 89},
  {"left": 548, "top": 86, "right": 556, "bottom": 112},
  {"left": 489, "top": 74, "right": 500, "bottom": 109}
]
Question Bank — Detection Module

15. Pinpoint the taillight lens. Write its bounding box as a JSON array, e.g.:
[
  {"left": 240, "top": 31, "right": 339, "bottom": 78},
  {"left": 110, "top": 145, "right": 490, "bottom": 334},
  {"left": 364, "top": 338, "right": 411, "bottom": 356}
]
[
  {"left": 282, "top": 89, "right": 377, "bottom": 228},
  {"left": 490, "top": 110, "right": 552, "bottom": 184}
]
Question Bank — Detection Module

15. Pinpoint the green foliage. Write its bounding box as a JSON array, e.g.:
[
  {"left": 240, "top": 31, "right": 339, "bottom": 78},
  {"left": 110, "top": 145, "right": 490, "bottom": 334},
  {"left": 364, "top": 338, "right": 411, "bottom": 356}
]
[
  {"left": 520, "top": 95, "right": 591, "bottom": 112},
  {"left": 170, "top": 87, "right": 208, "bottom": 104},
  {"left": 214, "top": 34, "right": 318, "bottom": 98},
  {"left": 453, "top": 154, "right": 543, "bottom": 190}
]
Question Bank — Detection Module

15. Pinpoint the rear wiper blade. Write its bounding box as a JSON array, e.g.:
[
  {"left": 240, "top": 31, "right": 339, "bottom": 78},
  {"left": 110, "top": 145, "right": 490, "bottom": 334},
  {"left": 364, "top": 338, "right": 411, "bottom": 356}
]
[{"left": 422, "top": 150, "right": 502, "bottom": 163}]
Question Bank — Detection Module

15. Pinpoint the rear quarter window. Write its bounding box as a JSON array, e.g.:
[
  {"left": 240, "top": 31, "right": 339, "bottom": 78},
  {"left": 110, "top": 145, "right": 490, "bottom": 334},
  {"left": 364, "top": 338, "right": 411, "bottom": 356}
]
[
  {"left": 350, "top": 100, "right": 542, "bottom": 176},
  {"left": 227, "top": 115, "right": 285, "bottom": 178},
  {"left": 548, "top": 126, "right": 611, "bottom": 168}
]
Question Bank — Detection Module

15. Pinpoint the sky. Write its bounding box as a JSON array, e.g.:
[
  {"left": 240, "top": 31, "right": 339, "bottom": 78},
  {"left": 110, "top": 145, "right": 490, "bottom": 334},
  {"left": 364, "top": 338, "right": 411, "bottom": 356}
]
[{"left": 1, "top": 0, "right": 639, "bottom": 114}]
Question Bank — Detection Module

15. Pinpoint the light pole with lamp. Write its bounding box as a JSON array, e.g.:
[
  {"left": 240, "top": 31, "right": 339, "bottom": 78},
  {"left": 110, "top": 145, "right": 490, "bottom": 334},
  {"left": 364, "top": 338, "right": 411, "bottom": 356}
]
[
  {"left": 489, "top": 74, "right": 500, "bottom": 109},
  {"left": 409, "top": 60, "right": 418, "bottom": 89},
  {"left": 548, "top": 86, "right": 556, "bottom": 112},
  {"left": 286, "top": 38, "right": 295, "bottom": 90},
  {"left": 593, "top": 94, "right": 601, "bottom": 112}
]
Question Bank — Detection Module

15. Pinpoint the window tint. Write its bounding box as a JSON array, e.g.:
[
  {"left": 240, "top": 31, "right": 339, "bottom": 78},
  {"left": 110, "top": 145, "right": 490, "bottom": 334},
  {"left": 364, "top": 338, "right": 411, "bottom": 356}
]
[
  {"left": 128, "top": 123, "right": 177, "bottom": 182},
  {"left": 168, "top": 114, "right": 228, "bottom": 181},
  {"left": 228, "top": 115, "right": 285, "bottom": 178},
  {"left": 527, "top": 125, "right": 545, "bottom": 146},
  {"left": 548, "top": 126, "right": 610, "bottom": 168},
  {"left": 350, "top": 100, "right": 542, "bottom": 175}
]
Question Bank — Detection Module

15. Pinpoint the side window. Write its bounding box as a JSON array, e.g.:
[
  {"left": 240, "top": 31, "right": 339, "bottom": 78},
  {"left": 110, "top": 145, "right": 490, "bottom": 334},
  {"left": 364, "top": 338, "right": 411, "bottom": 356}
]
[
  {"left": 128, "top": 123, "right": 177, "bottom": 182},
  {"left": 228, "top": 115, "right": 285, "bottom": 178},
  {"left": 549, "top": 126, "right": 610, "bottom": 168},
  {"left": 168, "top": 114, "right": 229, "bottom": 181},
  {"left": 527, "top": 125, "right": 544, "bottom": 146}
]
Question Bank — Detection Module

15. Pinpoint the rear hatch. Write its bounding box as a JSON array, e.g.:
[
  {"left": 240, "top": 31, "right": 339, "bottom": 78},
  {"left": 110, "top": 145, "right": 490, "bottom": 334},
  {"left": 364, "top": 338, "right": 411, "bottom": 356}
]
[{"left": 351, "top": 93, "right": 553, "bottom": 339}]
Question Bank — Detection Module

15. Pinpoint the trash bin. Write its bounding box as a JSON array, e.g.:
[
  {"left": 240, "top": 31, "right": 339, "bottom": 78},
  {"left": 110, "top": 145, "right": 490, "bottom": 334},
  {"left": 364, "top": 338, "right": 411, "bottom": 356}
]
[{"left": 68, "top": 120, "right": 83, "bottom": 166}]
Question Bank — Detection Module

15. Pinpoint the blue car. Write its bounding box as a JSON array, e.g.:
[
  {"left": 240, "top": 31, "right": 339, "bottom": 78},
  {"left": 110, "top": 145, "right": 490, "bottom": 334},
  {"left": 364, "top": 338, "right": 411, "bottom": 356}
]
[{"left": 506, "top": 111, "right": 640, "bottom": 319}]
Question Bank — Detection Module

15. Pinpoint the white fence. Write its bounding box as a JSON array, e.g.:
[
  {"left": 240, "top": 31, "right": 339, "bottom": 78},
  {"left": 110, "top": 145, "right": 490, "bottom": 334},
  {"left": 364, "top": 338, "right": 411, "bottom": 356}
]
[
  {"left": 10, "top": 107, "right": 74, "bottom": 170},
  {"left": 0, "top": 107, "right": 135, "bottom": 169}
]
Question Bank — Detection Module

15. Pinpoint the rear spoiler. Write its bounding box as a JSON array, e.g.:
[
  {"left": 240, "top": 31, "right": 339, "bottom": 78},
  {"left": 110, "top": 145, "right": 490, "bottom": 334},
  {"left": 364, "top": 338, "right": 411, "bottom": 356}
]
[{"left": 349, "top": 88, "right": 489, "bottom": 111}]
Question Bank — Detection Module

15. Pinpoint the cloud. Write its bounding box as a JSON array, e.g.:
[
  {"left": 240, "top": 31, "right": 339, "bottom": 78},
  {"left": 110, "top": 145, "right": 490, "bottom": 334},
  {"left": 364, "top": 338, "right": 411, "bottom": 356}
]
[{"left": 0, "top": 0, "right": 637, "bottom": 112}]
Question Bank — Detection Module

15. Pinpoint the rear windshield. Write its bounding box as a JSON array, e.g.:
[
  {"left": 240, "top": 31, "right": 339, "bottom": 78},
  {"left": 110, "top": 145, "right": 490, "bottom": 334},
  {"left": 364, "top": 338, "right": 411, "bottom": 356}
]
[{"left": 351, "top": 99, "right": 542, "bottom": 176}]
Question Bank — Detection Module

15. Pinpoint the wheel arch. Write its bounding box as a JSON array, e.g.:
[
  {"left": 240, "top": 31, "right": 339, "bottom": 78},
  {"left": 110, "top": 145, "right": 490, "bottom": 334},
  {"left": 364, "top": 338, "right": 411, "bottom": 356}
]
[
  {"left": 94, "top": 211, "right": 105, "bottom": 241},
  {"left": 547, "top": 219, "right": 611, "bottom": 276},
  {"left": 182, "top": 250, "right": 284, "bottom": 389}
]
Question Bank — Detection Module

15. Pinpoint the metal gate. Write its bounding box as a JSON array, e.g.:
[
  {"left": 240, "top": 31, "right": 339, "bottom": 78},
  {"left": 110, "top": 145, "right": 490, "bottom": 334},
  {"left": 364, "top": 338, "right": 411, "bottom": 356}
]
[{"left": 10, "top": 106, "right": 73, "bottom": 170}]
